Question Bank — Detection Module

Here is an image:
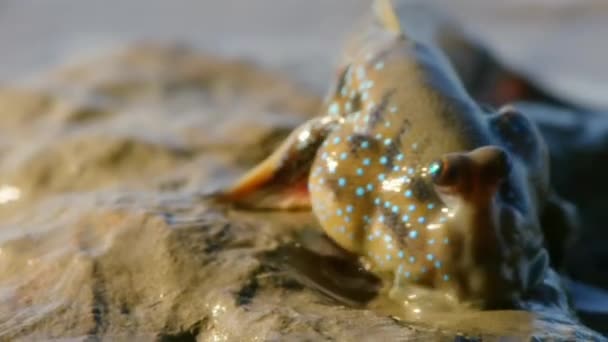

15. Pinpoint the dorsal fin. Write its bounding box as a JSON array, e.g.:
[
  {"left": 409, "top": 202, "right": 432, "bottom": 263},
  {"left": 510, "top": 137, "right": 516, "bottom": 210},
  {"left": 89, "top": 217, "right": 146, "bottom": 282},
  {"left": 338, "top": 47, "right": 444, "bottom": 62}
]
[{"left": 373, "top": 0, "right": 402, "bottom": 35}]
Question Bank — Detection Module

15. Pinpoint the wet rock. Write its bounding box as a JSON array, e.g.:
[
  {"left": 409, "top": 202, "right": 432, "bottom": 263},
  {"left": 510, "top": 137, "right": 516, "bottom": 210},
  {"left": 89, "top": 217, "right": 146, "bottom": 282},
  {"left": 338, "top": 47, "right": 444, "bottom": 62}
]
[{"left": 1, "top": 193, "right": 602, "bottom": 340}]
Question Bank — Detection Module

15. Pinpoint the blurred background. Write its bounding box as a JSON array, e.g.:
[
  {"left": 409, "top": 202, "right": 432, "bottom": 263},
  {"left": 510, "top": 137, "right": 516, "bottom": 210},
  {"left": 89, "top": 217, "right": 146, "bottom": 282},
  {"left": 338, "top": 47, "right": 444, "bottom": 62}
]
[{"left": 1, "top": 0, "right": 607, "bottom": 110}]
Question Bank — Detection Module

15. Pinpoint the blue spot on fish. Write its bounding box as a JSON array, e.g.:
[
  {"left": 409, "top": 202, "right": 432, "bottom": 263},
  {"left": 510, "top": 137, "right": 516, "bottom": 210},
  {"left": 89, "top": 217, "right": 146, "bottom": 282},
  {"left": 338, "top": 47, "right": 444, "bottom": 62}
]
[
  {"left": 429, "top": 161, "right": 441, "bottom": 175},
  {"left": 357, "top": 66, "right": 366, "bottom": 79},
  {"left": 328, "top": 102, "right": 340, "bottom": 116}
]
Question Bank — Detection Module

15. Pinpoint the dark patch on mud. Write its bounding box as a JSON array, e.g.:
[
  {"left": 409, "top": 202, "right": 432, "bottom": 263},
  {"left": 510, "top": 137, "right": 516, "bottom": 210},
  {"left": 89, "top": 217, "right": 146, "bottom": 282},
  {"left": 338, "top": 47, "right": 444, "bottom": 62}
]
[
  {"left": 203, "top": 223, "right": 231, "bottom": 254},
  {"left": 235, "top": 275, "right": 260, "bottom": 306},
  {"left": 120, "top": 302, "right": 130, "bottom": 315},
  {"left": 453, "top": 334, "right": 482, "bottom": 342},
  {"left": 88, "top": 262, "right": 109, "bottom": 338},
  {"left": 158, "top": 321, "right": 201, "bottom": 342},
  {"left": 263, "top": 243, "right": 381, "bottom": 306}
]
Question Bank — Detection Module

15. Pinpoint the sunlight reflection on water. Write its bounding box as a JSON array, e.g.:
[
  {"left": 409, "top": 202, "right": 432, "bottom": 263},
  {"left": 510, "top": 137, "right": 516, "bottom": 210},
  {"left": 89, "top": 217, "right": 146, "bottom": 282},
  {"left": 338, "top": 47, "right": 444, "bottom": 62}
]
[{"left": 0, "top": 185, "right": 20, "bottom": 204}]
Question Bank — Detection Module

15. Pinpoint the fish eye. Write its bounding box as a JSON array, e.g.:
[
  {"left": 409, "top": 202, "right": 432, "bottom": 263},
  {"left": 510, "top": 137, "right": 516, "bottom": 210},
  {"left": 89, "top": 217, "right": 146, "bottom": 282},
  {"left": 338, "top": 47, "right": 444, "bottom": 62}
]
[
  {"left": 430, "top": 158, "right": 460, "bottom": 186},
  {"left": 429, "top": 161, "right": 442, "bottom": 178}
]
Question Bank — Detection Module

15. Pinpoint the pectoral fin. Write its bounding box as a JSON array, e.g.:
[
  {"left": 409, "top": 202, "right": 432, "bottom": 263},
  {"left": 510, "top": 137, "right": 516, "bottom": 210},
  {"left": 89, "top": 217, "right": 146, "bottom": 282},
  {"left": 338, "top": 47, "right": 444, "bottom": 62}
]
[{"left": 216, "top": 116, "right": 339, "bottom": 210}]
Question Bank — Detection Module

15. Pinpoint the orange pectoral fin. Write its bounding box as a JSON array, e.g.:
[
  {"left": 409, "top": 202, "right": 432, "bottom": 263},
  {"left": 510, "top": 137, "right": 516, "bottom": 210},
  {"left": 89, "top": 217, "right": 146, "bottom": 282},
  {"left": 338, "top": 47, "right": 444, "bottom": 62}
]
[{"left": 215, "top": 116, "right": 338, "bottom": 210}]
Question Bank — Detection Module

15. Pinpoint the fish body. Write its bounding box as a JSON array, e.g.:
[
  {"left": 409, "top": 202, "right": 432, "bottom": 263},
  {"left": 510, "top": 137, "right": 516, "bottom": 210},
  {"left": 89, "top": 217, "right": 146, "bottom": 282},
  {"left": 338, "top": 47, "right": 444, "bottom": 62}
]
[{"left": 219, "top": 0, "right": 575, "bottom": 309}]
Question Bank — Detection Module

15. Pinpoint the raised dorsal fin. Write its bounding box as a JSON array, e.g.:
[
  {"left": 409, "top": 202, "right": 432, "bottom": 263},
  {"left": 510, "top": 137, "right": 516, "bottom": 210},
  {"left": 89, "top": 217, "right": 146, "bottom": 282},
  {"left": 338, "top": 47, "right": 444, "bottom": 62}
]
[{"left": 373, "top": 0, "right": 402, "bottom": 35}]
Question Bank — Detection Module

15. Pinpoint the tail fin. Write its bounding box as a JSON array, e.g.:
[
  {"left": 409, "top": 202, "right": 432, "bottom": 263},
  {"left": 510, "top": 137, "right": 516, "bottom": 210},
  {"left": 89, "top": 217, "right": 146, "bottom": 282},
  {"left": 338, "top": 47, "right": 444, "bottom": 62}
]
[{"left": 373, "top": 0, "right": 402, "bottom": 35}]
